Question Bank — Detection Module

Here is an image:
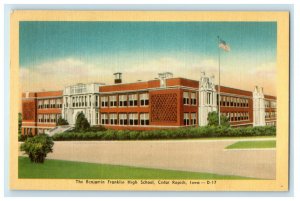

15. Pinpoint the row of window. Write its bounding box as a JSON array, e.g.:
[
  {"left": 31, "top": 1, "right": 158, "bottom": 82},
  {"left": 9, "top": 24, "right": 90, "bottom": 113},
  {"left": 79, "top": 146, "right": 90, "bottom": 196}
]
[
  {"left": 266, "top": 121, "right": 276, "bottom": 126},
  {"left": 100, "top": 113, "right": 150, "bottom": 125},
  {"left": 101, "top": 93, "right": 149, "bottom": 108},
  {"left": 183, "top": 113, "right": 197, "bottom": 125},
  {"left": 69, "top": 95, "right": 92, "bottom": 108},
  {"left": 183, "top": 92, "right": 197, "bottom": 105},
  {"left": 265, "top": 111, "right": 276, "bottom": 119},
  {"left": 37, "top": 114, "right": 62, "bottom": 123},
  {"left": 219, "top": 96, "right": 249, "bottom": 108},
  {"left": 23, "top": 128, "right": 33, "bottom": 135},
  {"left": 265, "top": 100, "right": 277, "bottom": 108},
  {"left": 221, "top": 112, "right": 250, "bottom": 122},
  {"left": 38, "top": 99, "right": 62, "bottom": 109}
]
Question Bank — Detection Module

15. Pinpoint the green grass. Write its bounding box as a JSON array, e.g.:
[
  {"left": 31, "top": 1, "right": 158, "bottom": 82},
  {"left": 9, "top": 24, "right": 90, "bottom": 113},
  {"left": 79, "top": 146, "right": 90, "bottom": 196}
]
[
  {"left": 18, "top": 157, "right": 252, "bottom": 180},
  {"left": 226, "top": 140, "right": 276, "bottom": 149}
]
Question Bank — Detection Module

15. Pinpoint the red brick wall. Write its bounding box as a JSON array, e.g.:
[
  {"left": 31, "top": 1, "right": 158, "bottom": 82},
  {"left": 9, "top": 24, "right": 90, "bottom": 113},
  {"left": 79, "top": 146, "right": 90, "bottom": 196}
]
[
  {"left": 36, "top": 91, "right": 63, "bottom": 97},
  {"left": 149, "top": 89, "right": 181, "bottom": 126},
  {"left": 22, "top": 99, "right": 37, "bottom": 122},
  {"left": 21, "top": 91, "right": 63, "bottom": 135}
]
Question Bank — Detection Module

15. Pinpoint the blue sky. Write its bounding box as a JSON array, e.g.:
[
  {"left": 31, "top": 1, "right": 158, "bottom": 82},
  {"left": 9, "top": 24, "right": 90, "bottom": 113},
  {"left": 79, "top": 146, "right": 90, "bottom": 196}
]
[{"left": 19, "top": 21, "right": 277, "bottom": 95}]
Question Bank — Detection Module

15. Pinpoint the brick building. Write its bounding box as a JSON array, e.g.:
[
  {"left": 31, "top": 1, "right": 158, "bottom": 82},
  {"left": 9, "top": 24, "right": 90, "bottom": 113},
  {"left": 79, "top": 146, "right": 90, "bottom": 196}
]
[{"left": 21, "top": 72, "right": 276, "bottom": 135}]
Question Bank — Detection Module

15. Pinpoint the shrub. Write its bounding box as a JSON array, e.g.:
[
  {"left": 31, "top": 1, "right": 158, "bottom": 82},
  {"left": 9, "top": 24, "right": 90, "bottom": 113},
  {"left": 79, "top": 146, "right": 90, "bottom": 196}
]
[
  {"left": 18, "top": 133, "right": 34, "bottom": 142},
  {"left": 75, "top": 112, "right": 90, "bottom": 132},
  {"left": 207, "top": 111, "right": 230, "bottom": 127},
  {"left": 51, "top": 126, "right": 276, "bottom": 141},
  {"left": 20, "top": 134, "right": 54, "bottom": 163},
  {"left": 88, "top": 125, "right": 107, "bottom": 132},
  {"left": 56, "top": 117, "right": 69, "bottom": 126}
]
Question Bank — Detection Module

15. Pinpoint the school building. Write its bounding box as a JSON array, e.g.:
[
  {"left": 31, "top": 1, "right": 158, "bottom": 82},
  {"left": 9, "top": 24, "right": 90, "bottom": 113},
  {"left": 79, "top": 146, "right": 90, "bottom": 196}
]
[{"left": 21, "top": 72, "right": 276, "bottom": 136}]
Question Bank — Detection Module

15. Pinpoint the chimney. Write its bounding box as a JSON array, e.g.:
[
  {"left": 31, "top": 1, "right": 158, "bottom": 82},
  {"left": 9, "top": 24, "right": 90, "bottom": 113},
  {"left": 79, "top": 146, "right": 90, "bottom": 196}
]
[{"left": 113, "top": 72, "right": 122, "bottom": 84}]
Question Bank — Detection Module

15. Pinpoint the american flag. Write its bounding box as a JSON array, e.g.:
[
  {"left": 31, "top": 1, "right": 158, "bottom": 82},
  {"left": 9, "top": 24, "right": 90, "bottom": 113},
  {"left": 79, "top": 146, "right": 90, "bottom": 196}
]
[{"left": 219, "top": 39, "right": 230, "bottom": 52}]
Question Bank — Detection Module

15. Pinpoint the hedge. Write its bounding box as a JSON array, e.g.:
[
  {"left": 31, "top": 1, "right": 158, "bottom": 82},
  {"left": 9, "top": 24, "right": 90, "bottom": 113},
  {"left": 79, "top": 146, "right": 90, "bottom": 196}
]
[{"left": 51, "top": 126, "right": 276, "bottom": 141}]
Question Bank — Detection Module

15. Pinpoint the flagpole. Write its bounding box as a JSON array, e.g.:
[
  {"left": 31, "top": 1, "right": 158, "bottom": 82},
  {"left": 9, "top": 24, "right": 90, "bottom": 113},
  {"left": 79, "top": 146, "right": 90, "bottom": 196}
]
[{"left": 218, "top": 36, "right": 221, "bottom": 126}]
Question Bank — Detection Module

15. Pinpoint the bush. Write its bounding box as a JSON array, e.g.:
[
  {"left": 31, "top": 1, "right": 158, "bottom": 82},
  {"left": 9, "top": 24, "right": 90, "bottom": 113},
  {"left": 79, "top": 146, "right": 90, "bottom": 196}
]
[
  {"left": 18, "top": 133, "right": 34, "bottom": 142},
  {"left": 20, "top": 134, "right": 54, "bottom": 163},
  {"left": 56, "top": 117, "right": 69, "bottom": 126},
  {"left": 88, "top": 125, "right": 107, "bottom": 132},
  {"left": 51, "top": 126, "right": 276, "bottom": 141},
  {"left": 75, "top": 112, "right": 90, "bottom": 132},
  {"left": 207, "top": 111, "right": 230, "bottom": 127}
]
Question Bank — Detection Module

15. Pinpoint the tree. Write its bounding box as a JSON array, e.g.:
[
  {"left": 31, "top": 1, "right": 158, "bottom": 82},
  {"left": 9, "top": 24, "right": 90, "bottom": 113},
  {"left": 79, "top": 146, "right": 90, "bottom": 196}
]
[
  {"left": 75, "top": 112, "right": 90, "bottom": 131},
  {"left": 18, "top": 113, "right": 22, "bottom": 133},
  {"left": 56, "top": 116, "right": 69, "bottom": 126},
  {"left": 20, "top": 134, "right": 54, "bottom": 163},
  {"left": 207, "top": 111, "right": 230, "bottom": 127}
]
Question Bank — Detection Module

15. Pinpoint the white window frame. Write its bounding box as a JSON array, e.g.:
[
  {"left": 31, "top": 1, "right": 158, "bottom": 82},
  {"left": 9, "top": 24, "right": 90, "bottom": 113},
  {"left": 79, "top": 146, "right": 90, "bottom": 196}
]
[
  {"left": 129, "top": 113, "right": 138, "bottom": 125},
  {"left": 140, "top": 113, "right": 149, "bottom": 125},
  {"left": 140, "top": 93, "right": 149, "bottom": 106}
]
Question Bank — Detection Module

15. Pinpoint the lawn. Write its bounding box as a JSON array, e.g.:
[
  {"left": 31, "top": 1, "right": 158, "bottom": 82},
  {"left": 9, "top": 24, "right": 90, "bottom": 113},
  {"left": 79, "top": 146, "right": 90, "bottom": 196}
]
[
  {"left": 18, "top": 157, "right": 252, "bottom": 180},
  {"left": 226, "top": 140, "right": 276, "bottom": 149}
]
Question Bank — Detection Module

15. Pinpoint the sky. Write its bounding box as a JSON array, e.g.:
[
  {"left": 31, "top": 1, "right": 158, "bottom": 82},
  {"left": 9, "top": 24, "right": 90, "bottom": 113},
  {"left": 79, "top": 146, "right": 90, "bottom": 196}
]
[{"left": 20, "top": 21, "right": 277, "bottom": 95}]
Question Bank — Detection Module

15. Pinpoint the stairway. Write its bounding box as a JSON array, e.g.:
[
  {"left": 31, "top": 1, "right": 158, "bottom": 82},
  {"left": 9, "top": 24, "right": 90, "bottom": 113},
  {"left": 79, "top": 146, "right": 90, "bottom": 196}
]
[{"left": 46, "top": 125, "right": 74, "bottom": 136}]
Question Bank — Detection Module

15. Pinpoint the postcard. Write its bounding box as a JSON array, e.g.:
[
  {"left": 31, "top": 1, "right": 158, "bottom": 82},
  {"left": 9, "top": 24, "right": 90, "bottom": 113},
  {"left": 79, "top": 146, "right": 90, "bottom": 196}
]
[{"left": 10, "top": 10, "right": 289, "bottom": 191}]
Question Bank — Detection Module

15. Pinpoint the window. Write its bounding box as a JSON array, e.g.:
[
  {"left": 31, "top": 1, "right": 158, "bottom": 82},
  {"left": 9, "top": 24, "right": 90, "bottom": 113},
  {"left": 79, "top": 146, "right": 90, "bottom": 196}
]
[
  {"left": 230, "top": 113, "right": 234, "bottom": 121},
  {"left": 44, "top": 99, "right": 49, "bottom": 108},
  {"left": 119, "top": 113, "right": 128, "bottom": 125},
  {"left": 265, "top": 100, "right": 270, "bottom": 108},
  {"left": 140, "top": 113, "right": 149, "bottom": 125},
  {"left": 72, "top": 97, "right": 75, "bottom": 107},
  {"left": 207, "top": 92, "right": 212, "bottom": 105},
  {"left": 140, "top": 93, "right": 149, "bottom": 106},
  {"left": 95, "top": 112, "right": 99, "bottom": 125},
  {"left": 38, "top": 114, "right": 43, "bottom": 122},
  {"left": 65, "top": 97, "right": 68, "bottom": 107},
  {"left": 56, "top": 114, "right": 61, "bottom": 122},
  {"left": 128, "top": 94, "right": 138, "bottom": 107},
  {"left": 233, "top": 98, "right": 237, "bottom": 107},
  {"left": 119, "top": 95, "right": 127, "bottom": 107},
  {"left": 184, "top": 113, "right": 190, "bottom": 125},
  {"left": 129, "top": 113, "right": 138, "bottom": 125},
  {"left": 101, "top": 96, "right": 108, "bottom": 107},
  {"left": 89, "top": 95, "right": 91, "bottom": 106},
  {"left": 183, "top": 92, "right": 190, "bottom": 105},
  {"left": 109, "top": 95, "right": 117, "bottom": 107},
  {"left": 110, "top": 113, "right": 118, "bottom": 125},
  {"left": 230, "top": 97, "right": 234, "bottom": 107},
  {"left": 191, "top": 92, "right": 197, "bottom": 105},
  {"left": 44, "top": 114, "right": 50, "bottom": 123},
  {"left": 50, "top": 114, "right": 56, "bottom": 123},
  {"left": 101, "top": 113, "right": 108, "bottom": 125},
  {"left": 50, "top": 99, "right": 56, "bottom": 108},
  {"left": 95, "top": 96, "right": 99, "bottom": 107},
  {"left": 221, "top": 96, "right": 225, "bottom": 106},
  {"left": 226, "top": 97, "right": 230, "bottom": 107},
  {"left": 38, "top": 129, "right": 44, "bottom": 134},
  {"left": 191, "top": 113, "right": 197, "bottom": 125},
  {"left": 56, "top": 99, "right": 62, "bottom": 108},
  {"left": 79, "top": 96, "right": 82, "bottom": 107},
  {"left": 38, "top": 100, "right": 43, "bottom": 109},
  {"left": 85, "top": 96, "right": 87, "bottom": 107},
  {"left": 245, "top": 99, "right": 249, "bottom": 107},
  {"left": 271, "top": 101, "right": 276, "bottom": 108},
  {"left": 237, "top": 113, "right": 240, "bottom": 121}
]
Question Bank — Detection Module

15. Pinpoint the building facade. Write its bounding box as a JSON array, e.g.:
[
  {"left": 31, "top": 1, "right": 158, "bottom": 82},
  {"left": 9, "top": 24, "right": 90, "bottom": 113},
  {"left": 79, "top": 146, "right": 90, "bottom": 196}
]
[{"left": 21, "top": 72, "right": 277, "bottom": 135}]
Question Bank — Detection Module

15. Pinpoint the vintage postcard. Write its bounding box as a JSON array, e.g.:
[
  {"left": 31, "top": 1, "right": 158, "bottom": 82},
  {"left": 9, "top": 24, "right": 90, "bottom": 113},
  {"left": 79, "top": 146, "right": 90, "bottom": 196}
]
[{"left": 10, "top": 10, "right": 289, "bottom": 191}]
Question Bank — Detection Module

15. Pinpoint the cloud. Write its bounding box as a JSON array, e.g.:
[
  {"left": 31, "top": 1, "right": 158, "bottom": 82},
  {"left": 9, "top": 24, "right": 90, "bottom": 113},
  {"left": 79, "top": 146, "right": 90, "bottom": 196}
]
[{"left": 20, "top": 55, "right": 276, "bottom": 96}]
